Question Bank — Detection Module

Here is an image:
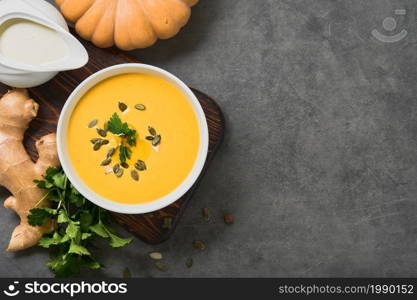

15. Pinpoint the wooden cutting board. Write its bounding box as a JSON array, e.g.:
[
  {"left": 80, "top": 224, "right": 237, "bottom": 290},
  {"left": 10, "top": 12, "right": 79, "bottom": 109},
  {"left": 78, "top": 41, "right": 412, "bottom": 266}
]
[{"left": 0, "top": 39, "right": 225, "bottom": 245}]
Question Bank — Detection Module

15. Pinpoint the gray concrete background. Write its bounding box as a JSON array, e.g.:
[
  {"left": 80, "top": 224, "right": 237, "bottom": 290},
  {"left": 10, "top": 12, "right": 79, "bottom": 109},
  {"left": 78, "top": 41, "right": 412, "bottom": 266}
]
[{"left": 1, "top": 0, "right": 417, "bottom": 277}]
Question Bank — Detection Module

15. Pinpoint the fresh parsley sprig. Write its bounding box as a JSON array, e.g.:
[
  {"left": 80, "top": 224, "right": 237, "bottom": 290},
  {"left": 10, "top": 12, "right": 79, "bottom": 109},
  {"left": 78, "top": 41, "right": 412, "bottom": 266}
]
[
  {"left": 28, "top": 167, "right": 132, "bottom": 278},
  {"left": 106, "top": 113, "right": 137, "bottom": 163}
]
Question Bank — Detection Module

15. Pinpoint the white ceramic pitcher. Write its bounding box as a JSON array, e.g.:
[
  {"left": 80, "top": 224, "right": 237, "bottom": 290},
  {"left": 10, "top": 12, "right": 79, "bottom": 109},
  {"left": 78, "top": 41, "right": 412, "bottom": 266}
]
[{"left": 0, "top": 0, "right": 88, "bottom": 88}]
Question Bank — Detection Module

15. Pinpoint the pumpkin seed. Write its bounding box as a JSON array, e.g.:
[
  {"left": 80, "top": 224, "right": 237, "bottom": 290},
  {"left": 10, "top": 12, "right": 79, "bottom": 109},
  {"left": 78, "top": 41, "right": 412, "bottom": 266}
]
[
  {"left": 131, "top": 170, "right": 139, "bottom": 181},
  {"left": 146, "top": 136, "right": 154, "bottom": 141},
  {"left": 113, "top": 164, "right": 120, "bottom": 174},
  {"left": 152, "top": 135, "right": 161, "bottom": 146},
  {"left": 101, "top": 158, "right": 112, "bottom": 166},
  {"left": 96, "top": 128, "right": 107, "bottom": 137},
  {"left": 88, "top": 119, "right": 98, "bottom": 128},
  {"left": 118, "top": 101, "right": 128, "bottom": 112},
  {"left": 101, "top": 139, "right": 109, "bottom": 145},
  {"left": 148, "top": 126, "right": 157, "bottom": 136},
  {"left": 224, "top": 213, "right": 234, "bottom": 225},
  {"left": 162, "top": 217, "right": 173, "bottom": 229},
  {"left": 134, "top": 104, "right": 146, "bottom": 111},
  {"left": 192, "top": 240, "right": 205, "bottom": 250},
  {"left": 202, "top": 208, "right": 210, "bottom": 221},
  {"left": 103, "top": 121, "right": 108, "bottom": 131},
  {"left": 121, "top": 162, "right": 129, "bottom": 169},
  {"left": 90, "top": 138, "right": 102, "bottom": 144},
  {"left": 123, "top": 267, "right": 132, "bottom": 278},
  {"left": 93, "top": 143, "right": 101, "bottom": 151},
  {"left": 185, "top": 258, "right": 193, "bottom": 269},
  {"left": 134, "top": 160, "right": 147, "bottom": 171},
  {"left": 107, "top": 147, "right": 116, "bottom": 158},
  {"left": 145, "top": 213, "right": 154, "bottom": 218},
  {"left": 149, "top": 252, "right": 163, "bottom": 260},
  {"left": 116, "top": 168, "right": 124, "bottom": 178},
  {"left": 154, "top": 262, "right": 167, "bottom": 272}
]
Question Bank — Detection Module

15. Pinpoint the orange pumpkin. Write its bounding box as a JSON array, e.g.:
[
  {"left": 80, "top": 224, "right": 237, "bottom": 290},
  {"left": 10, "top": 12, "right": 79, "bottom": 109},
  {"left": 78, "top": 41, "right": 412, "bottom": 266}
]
[{"left": 55, "top": 0, "right": 198, "bottom": 50}]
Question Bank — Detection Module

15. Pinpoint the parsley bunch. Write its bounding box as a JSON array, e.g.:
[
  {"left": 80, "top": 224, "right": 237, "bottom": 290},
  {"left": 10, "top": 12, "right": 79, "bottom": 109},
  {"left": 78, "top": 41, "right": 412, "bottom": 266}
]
[
  {"left": 28, "top": 167, "right": 132, "bottom": 277},
  {"left": 107, "top": 113, "right": 137, "bottom": 163}
]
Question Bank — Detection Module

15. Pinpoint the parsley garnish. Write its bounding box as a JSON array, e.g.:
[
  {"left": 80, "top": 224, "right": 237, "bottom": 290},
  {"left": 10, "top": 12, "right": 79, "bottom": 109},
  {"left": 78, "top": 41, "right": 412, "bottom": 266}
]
[
  {"left": 28, "top": 167, "right": 132, "bottom": 278},
  {"left": 106, "top": 113, "right": 137, "bottom": 163},
  {"left": 107, "top": 113, "right": 136, "bottom": 146},
  {"left": 119, "top": 143, "right": 132, "bottom": 163}
]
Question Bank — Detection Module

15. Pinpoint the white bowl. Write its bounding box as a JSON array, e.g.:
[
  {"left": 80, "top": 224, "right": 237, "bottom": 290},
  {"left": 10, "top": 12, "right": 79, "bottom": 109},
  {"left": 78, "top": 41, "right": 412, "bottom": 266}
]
[{"left": 57, "top": 64, "right": 209, "bottom": 214}]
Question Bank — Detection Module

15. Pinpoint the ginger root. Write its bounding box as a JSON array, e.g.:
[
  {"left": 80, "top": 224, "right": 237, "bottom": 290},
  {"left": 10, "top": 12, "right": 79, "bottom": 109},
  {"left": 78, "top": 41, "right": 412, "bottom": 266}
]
[{"left": 0, "top": 89, "right": 59, "bottom": 252}]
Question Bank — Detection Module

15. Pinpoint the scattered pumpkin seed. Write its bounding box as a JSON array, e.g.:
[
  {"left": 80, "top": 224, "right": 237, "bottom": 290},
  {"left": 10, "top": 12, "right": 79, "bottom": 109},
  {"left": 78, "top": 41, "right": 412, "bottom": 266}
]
[
  {"left": 113, "top": 164, "right": 121, "bottom": 174},
  {"left": 192, "top": 240, "right": 205, "bottom": 250},
  {"left": 152, "top": 135, "right": 161, "bottom": 146},
  {"left": 154, "top": 261, "right": 167, "bottom": 272},
  {"left": 101, "top": 139, "right": 109, "bottom": 145},
  {"left": 101, "top": 158, "right": 112, "bottom": 166},
  {"left": 103, "top": 122, "right": 108, "bottom": 131},
  {"left": 131, "top": 170, "right": 139, "bottom": 181},
  {"left": 224, "top": 213, "right": 234, "bottom": 225},
  {"left": 90, "top": 138, "right": 102, "bottom": 144},
  {"left": 144, "top": 213, "right": 154, "bottom": 218},
  {"left": 149, "top": 252, "right": 163, "bottom": 260},
  {"left": 96, "top": 128, "right": 107, "bottom": 137},
  {"left": 148, "top": 126, "right": 157, "bottom": 136},
  {"left": 146, "top": 136, "right": 154, "bottom": 141},
  {"left": 134, "top": 160, "right": 147, "bottom": 171},
  {"left": 118, "top": 101, "right": 128, "bottom": 112},
  {"left": 185, "top": 258, "right": 193, "bottom": 269},
  {"left": 135, "top": 104, "right": 146, "bottom": 111},
  {"left": 88, "top": 119, "right": 98, "bottom": 128},
  {"left": 162, "top": 217, "right": 173, "bottom": 229},
  {"left": 107, "top": 147, "right": 116, "bottom": 158},
  {"left": 121, "top": 162, "right": 129, "bottom": 169},
  {"left": 123, "top": 267, "right": 132, "bottom": 278},
  {"left": 93, "top": 143, "right": 102, "bottom": 151},
  {"left": 202, "top": 208, "right": 210, "bottom": 221}
]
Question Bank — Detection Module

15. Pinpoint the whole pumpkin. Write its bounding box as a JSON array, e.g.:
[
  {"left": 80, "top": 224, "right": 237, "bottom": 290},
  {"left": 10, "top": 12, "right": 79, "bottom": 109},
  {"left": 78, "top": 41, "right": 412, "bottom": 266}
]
[{"left": 55, "top": 0, "right": 199, "bottom": 50}]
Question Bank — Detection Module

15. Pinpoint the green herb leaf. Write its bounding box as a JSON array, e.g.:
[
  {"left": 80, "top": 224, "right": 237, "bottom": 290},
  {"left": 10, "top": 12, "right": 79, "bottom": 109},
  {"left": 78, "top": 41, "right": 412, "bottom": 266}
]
[
  {"left": 66, "top": 221, "right": 80, "bottom": 240},
  {"left": 47, "top": 254, "right": 80, "bottom": 278},
  {"left": 81, "top": 233, "right": 92, "bottom": 240},
  {"left": 119, "top": 144, "right": 132, "bottom": 163},
  {"left": 33, "top": 179, "right": 53, "bottom": 189},
  {"left": 41, "top": 207, "right": 58, "bottom": 215},
  {"left": 107, "top": 113, "right": 136, "bottom": 139},
  {"left": 38, "top": 232, "right": 63, "bottom": 248},
  {"left": 81, "top": 257, "right": 102, "bottom": 270},
  {"left": 27, "top": 208, "right": 50, "bottom": 226},
  {"left": 107, "top": 231, "right": 133, "bottom": 248},
  {"left": 90, "top": 222, "right": 109, "bottom": 238},
  {"left": 80, "top": 211, "right": 93, "bottom": 231},
  {"left": 126, "top": 129, "right": 137, "bottom": 146},
  {"left": 69, "top": 189, "right": 85, "bottom": 207},
  {"left": 57, "top": 210, "right": 70, "bottom": 224},
  {"left": 44, "top": 167, "right": 62, "bottom": 181},
  {"left": 30, "top": 167, "right": 132, "bottom": 278},
  {"left": 68, "top": 241, "right": 91, "bottom": 256},
  {"left": 107, "top": 113, "right": 136, "bottom": 163},
  {"left": 52, "top": 172, "right": 66, "bottom": 189}
]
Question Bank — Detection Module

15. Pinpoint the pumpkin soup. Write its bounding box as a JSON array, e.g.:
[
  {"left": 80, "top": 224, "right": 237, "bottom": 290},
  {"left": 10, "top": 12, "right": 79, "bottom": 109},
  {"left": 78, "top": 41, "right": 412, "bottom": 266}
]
[{"left": 67, "top": 73, "right": 200, "bottom": 204}]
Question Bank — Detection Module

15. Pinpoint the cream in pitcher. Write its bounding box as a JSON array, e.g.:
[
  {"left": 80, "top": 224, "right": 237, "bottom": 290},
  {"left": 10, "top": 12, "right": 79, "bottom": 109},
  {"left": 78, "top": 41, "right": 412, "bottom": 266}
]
[
  {"left": 0, "top": 0, "right": 88, "bottom": 88},
  {"left": 0, "top": 18, "right": 68, "bottom": 66}
]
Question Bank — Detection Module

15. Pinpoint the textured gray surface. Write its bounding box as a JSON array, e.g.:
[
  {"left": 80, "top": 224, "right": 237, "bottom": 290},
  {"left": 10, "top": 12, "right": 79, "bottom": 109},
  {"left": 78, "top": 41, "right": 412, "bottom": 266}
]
[{"left": 1, "top": 0, "right": 417, "bottom": 277}]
